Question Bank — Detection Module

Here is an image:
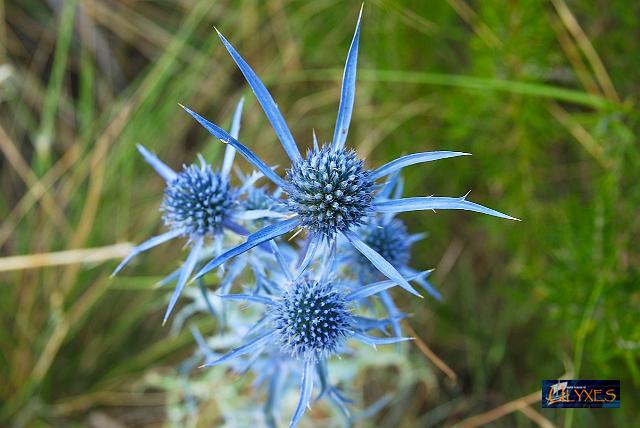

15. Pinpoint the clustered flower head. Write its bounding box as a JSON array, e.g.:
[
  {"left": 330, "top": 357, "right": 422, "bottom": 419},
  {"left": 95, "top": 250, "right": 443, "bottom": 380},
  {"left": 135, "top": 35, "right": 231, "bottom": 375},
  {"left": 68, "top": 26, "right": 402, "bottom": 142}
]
[
  {"left": 286, "top": 145, "right": 375, "bottom": 239},
  {"left": 114, "top": 6, "right": 517, "bottom": 427},
  {"left": 271, "top": 278, "right": 354, "bottom": 359},
  {"left": 161, "top": 160, "right": 234, "bottom": 238}
]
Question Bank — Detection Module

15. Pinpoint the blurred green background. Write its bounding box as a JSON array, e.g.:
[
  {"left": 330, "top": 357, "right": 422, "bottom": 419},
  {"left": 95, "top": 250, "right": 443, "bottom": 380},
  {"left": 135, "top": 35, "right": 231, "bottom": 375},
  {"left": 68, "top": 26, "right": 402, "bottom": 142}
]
[{"left": 0, "top": 0, "right": 638, "bottom": 427}]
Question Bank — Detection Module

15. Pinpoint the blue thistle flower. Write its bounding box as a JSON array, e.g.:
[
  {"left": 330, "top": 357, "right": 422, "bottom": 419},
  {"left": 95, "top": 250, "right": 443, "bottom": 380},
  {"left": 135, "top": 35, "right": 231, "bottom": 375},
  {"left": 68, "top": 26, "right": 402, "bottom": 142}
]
[
  {"left": 111, "top": 98, "right": 274, "bottom": 324},
  {"left": 176, "top": 232, "right": 424, "bottom": 427},
  {"left": 181, "top": 6, "right": 518, "bottom": 295},
  {"left": 200, "top": 247, "right": 420, "bottom": 428},
  {"left": 270, "top": 278, "right": 353, "bottom": 359},
  {"left": 161, "top": 159, "right": 234, "bottom": 238},
  {"left": 286, "top": 145, "right": 374, "bottom": 239}
]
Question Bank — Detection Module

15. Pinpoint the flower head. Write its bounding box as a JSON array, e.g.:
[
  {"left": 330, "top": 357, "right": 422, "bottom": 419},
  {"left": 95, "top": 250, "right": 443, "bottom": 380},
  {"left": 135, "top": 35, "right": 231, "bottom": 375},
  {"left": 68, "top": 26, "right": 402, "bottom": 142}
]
[
  {"left": 286, "top": 146, "right": 374, "bottom": 238},
  {"left": 162, "top": 160, "right": 234, "bottom": 238},
  {"left": 357, "top": 218, "right": 410, "bottom": 273},
  {"left": 271, "top": 278, "right": 353, "bottom": 359},
  {"left": 203, "top": 267, "right": 413, "bottom": 428},
  {"left": 112, "top": 99, "right": 260, "bottom": 324}
]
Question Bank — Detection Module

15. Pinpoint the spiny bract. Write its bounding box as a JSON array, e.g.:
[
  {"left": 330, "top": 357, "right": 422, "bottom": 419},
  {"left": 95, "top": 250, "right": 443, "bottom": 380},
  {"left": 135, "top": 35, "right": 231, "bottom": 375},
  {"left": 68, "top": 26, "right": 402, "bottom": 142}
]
[
  {"left": 271, "top": 278, "right": 353, "bottom": 359},
  {"left": 162, "top": 163, "right": 234, "bottom": 238},
  {"left": 286, "top": 145, "right": 374, "bottom": 239}
]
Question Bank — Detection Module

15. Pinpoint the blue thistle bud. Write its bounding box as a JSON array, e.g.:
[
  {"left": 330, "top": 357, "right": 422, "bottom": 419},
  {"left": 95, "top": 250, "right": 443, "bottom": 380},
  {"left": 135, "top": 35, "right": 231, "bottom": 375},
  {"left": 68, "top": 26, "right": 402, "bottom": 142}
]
[
  {"left": 161, "top": 162, "right": 234, "bottom": 238},
  {"left": 285, "top": 145, "right": 374, "bottom": 239},
  {"left": 358, "top": 218, "right": 411, "bottom": 273},
  {"left": 243, "top": 187, "right": 284, "bottom": 212},
  {"left": 271, "top": 279, "right": 353, "bottom": 359}
]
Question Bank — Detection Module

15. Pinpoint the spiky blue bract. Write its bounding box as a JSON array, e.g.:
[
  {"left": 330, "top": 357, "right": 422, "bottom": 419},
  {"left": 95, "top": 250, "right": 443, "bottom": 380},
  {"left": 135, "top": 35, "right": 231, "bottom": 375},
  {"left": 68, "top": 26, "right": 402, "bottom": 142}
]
[
  {"left": 111, "top": 229, "right": 183, "bottom": 277},
  {"left": 286, "top": 145, "right": 374, "bottom": 239},
  {"left": 370, "top": 151, "right": 471, "bottom": 180},
  {"left": 193, "top": 217, "right": 302, "bottom": 280},
  {"left": 214, "top": 28, "right": 302, "bottom": 164},
  {"left": 221, "top": 97, "right": 245, "bottom": 177},
  {"left": 218, "top": 294, "right": 276, "bottom": 306},
  {"left": 136, "top": 144, "right": 177, "bottom": 182},
  {"left": 352, "top": 332, "right": 413, "bottom": 347},
  {"left": 163, "top": 238, "right": 204, "bottom": 324},
  {"left": 331, "top": 4, "right": 362, "bottom": 151},
  {"left": 295, "top": 232, "right": 321, "bottom": 277},
  {"left": 161, "top": 162, "right": 234, "bottom": 238},
  {"left": 343, "top": 229, "right": 422, "bottom": 298},
  {"left": 345, "top": 270, "right": 432, "bottom": 302},
  {"left": 290, "top": 359, "right": 314, "bottom": 428},
  {"left": 179, "top": 104, "right": 288, "bottom": 189},
  {"left": 274, "top": 247, "right": 295, "bottom": 284},
  {"left": 270, "top": 279, "right": 354, "bottom": 359},
  {"left": 374, "top": 195, "right": 520, "bottom": 221},
  {"left": 201, "top": 331, "right": 275, "bottom": 367}
]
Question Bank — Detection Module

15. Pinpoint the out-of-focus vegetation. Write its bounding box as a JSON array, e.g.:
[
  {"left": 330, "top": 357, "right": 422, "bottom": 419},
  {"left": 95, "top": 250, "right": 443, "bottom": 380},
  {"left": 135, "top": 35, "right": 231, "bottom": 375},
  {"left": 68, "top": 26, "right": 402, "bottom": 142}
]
[{"left": 0, "top": 0, "right": 637, "bottom": 427}]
